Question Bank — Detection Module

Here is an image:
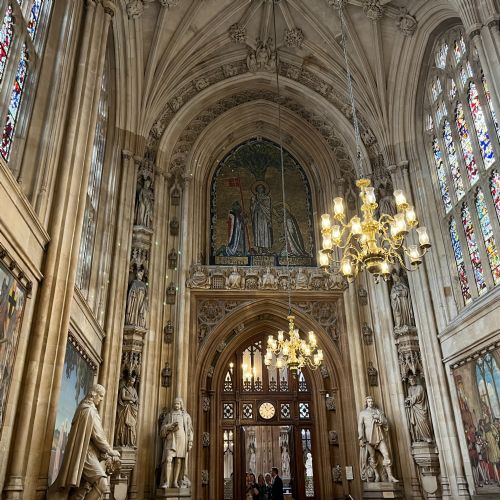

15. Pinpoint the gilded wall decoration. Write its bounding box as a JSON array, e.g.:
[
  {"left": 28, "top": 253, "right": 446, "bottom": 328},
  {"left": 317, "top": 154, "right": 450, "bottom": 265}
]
[
  {"left": 453, "top": 347, "right": 500, "bottom": 493},
  {"left": 210, "top": 139, "right": 315, "bottom": 267},
  {"left": 48, "top": 338, "right": 96, "bottom": 484},
  {"left": 0, "top": 261, "right": 27, "bottom": 433}
]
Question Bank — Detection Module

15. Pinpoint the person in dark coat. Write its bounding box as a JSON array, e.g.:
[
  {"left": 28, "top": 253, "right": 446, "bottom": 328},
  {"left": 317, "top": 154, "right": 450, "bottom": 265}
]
[{"left": 271, "top": 466, "right": 284, "bottom": 500}]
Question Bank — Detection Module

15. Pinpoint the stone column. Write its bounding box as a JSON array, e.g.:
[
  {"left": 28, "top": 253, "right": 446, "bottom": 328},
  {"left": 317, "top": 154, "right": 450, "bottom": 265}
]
[
  {"left": 3, "top": 2, "right": 114, "bottom": 498},
  {"left": 388, "top": 162, "right": 469, "bottom": 498}
]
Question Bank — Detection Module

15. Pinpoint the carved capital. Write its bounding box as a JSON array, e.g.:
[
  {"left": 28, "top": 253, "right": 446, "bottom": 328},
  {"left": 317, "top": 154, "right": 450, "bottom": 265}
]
[
  {"left": 363, "top": 0, "right": 384, "bottom": 21},
  {"left": 102, "top": 0, "right": 115, "bottom": 17},
  {"left": 126, "top": 0, "right": 144, "bottom": 19}
]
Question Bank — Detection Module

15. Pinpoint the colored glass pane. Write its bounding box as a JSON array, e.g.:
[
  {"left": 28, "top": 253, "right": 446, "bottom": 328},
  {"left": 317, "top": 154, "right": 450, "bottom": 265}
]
[
  {"left": 27, "top": 0, "right": 43, "bottom": 39},
  {"left": 449, "top": 78, "right": 457, "bottom": 99},
  {"left": 436, "top": 101, "right": 446, "bottom": 125},
  {"left": 0, "top": 5, "right": 14, "bottom": 84},
  {"left": 466, "top": 61, "right": 473, "bottom": 78},
  {"left": 432, "top": 137, "right": 452, "bottom": 212},
  {"left": 0, "top": 44, "right": 28, "bottom": 160},
  {"left": 455, "top": 102, "right": 479, "bottom": 184},
  {"left": 443, "top": 120, "right": 465, "bottom": 199},
  {"left": 460, "top": 67, "right": 467, "bottom": 87},
  {"left": 461, "top": 203, "right": 487, "bottom": 294},
  {"left": 490, "top": 170, "right": 500, "bottom": 223},
  {"left": 436, "top": 41, "right": 448, "bottom": 69},
  {"left": 483, "top": 76, "right": 500, "bottom": 141},
  {"left": 475, "top": 188, "right": 500, "bottom": 284},
  {"left": 425, "top": 114, "right": 433, "bottom": 132},
  {"left": 468, "top": 83, "right": 494, "bottom": 168},
  {"left": 454, "top": 39, "right": 463, "bottom": 63},
  {"left": 449, "top": 217, "right": 472, "bottom": 303},
  {"left": 431, "top": 78, "right": 442, "bottom": 101}
]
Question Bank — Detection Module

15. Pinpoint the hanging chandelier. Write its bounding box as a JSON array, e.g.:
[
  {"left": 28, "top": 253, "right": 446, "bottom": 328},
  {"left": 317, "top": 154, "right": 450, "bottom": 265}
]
[
  {"left": 319, "top": 2, "right": 430, "bottom": 281},
  {"left": 262, "top": 3, "right": 322, "bottom": 375},
  {"left": 265, "top": 316, "right": 323, "bottom": 374}
]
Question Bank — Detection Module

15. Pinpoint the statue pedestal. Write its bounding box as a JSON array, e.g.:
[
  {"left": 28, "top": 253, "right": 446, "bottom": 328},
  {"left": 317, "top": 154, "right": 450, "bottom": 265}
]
[
  {"left": 363, "top": 482, "right": 403, "bottom": 499},
  {"left": 156, "top": 487, "right": 191, "bottom": 499}
]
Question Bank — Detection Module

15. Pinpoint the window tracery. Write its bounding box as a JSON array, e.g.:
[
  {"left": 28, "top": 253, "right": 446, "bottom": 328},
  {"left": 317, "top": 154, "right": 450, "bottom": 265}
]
[{"left": 425, "top": 27, "right": 500, "bottom": 305}]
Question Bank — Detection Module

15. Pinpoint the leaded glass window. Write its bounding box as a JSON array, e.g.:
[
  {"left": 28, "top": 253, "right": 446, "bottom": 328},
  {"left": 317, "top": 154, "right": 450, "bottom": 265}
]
[
  {"left": 425, "top": 27, "right": 500, "bottom": 305},
  {"left": 0, "top": 0, "right": 53, "bottom": 166}
]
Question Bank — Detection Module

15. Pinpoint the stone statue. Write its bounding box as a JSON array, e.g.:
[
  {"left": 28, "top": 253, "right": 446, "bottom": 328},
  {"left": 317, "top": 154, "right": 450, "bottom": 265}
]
[
  {"left": 358, "top": 395, "right": 398, "bottom": 483},
  {"left": 227, "top": 266, "right": 242, "bottom": 289},
  {"left": 405, "top": 374, "right": 433, "bottom": 443},
  {"left": 377, "top": 182, "right": 397, "bottom": 217},
  {"left": 295, "top": 268, "right": 309, "bottom": 289},
  {"left": 134, "top": 177, "right": 154, "bottom": 228},
  {"left": 390, "top": 270, "right": 415, "bottom": 330},
  {"left": 260, "top": 267, "right": 276, "bottom": 289},
  {"left": 48, "top": 384, "right": 120, "bottom": 500},
  {"left": 187, "top": 265, "right": 209, "bottom": 288},
  {"left": 160, "top": 397, "right": 194, "bottom": 489},
  {"left": 115, "top": 374, "right": 139, "bottom": 447},
  {"left": 281, "top": 445, "right": 291, "bottom": 477},
  {"left": 125, "top": 266, "right": 148, "bottom": 328}
]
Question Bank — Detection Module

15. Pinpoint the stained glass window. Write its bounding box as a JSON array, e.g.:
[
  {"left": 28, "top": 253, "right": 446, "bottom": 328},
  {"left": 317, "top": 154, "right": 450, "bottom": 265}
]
[
  {"left": 490, "top": 170, "right": 500, "bottom": 223},
  {"left": 432, "top": 137, "right": 452, "bottom": 212},
  {"left": 0, "top": 5, "right": 14, "bottom": 84},
  {"left": 483, "top": 76, "right": 500, "bottom": 141},
  {"left": 443, "top": 120, "right": 466, "bottom": 199},
  {"left": 1, "top": 44, "right": 28, "bottom": 161},
  {"left": 428, "top": 28, "right": 500, "bottom": 305},
  {"left": 436, "top": 41, "right": 448, "bottom": 69},
  {"left": 475, "top": 188, "right": 500, "bottom": 284},
  {"left": 455, "top": 102, "right": 479, "bottom": 184},
  {"left": 468, "top": 83, "right": 494, "bottom": 168},
  {"left": 461, "top": 203, "right": 487, "bottom": 294},
  {"left": 449, "top": 218, "right": 472, "bottom": 303},
  {"left": 431, "top": 78, "right": 442, "bottom": 102},
  {"left": 27, "top": 0, "right": 43, "bottom": 39}
]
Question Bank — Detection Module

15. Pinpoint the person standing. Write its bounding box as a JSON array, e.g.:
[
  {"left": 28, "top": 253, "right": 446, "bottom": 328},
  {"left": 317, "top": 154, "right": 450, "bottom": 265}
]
[{"left": 271, "top": 466, "right": 284, "bottom": 500}]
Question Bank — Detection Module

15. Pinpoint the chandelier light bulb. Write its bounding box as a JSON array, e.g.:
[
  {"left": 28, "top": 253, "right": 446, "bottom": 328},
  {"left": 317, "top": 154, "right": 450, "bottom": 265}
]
[
  {"left": 394, "top": 189, "right": 407, "bottom": 208},
  {"left": 321, "top": 213, "right": 332, "bottom": 230},
  {"left": 322, "top": 236, "right": 333, "bottom": 251},
  {"left": 319, "top": 251, "right": 330, "bottom": 268},
  {"left": 341, "top": 259, "right": 353, "bottom": 277},
  {"left": 394, "top": 213, "right": 407, "bottom": 234},
  {"left": 351, "top": 216, "right": 362, "bottom": 235},
  {"left": 417, "top": 227, "right": 431, "bottom": 248},
  {"left": 405, "top": 205, "right": 417, "bottom": 224},
  {"left": 282, "top": 344, "right": 289, "bottom": 356},
  {"left": 278, "top": 330, "right": 284, "bottom": 342},
  {"left": 333, "top": 197, "right": 345, "bottom": 216},
  {"left": 317, "top": 349, "right": 323, "bottom": 361},
  {"left": 365, "top": 186, "right": 376, "bottom": 204},
  {"left": 331, "top": 225, "right": 341, "bottom": 241},
  {"left": 380, "top": 260, "right": 390, "bottom": 276},
  {"left": 409, "top": 244, "right": 422, "bottom": 265},
  {"left": 276, "top": 357, "right": 283, "bottom": 369}
]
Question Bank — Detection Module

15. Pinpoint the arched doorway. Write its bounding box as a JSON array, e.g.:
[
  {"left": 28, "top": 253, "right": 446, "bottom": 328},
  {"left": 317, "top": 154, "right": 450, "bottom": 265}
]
[
  {"left": 193, "top": 299, "right": 356, "bottom": 500},
  {"left": 221, "top": 333, "right": 317, "bottom": 499}
]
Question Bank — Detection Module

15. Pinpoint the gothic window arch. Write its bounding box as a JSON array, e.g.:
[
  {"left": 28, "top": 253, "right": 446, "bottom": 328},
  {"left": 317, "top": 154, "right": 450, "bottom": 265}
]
[
  {"left": 424, "top": 27, "right": 500, "bottom": 306},
  {"left": 0, "top": 0, "right": 53, "bottom": 166}
]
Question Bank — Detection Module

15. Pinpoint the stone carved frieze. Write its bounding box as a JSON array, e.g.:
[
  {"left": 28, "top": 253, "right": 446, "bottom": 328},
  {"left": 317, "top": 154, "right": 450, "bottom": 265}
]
[
  {"left": 284, "top": 28, "right": 304, "bottom": 48},
  {"left": 187, "top": 265, "right": 346, "bottom": 292},
  {"left": 247, "top": 38, "right": 277, "bottom": 73},
  {"left": 197, "top": 299, "right": 249, "bottom": 343}
]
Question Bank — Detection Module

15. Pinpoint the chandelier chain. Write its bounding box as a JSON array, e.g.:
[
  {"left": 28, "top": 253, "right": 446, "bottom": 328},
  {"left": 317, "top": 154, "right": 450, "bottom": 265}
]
[{"left": 337, "top": 2, "right": 364, "bottom": 179}]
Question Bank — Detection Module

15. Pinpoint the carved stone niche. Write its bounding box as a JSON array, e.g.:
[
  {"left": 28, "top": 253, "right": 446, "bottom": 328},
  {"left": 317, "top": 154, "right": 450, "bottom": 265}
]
[
  {"left": 325, "top": 394, "right": 336, "bottom": 411},
  {"left": 161, "top": 363, "right": 171, "bottom": 388},
  {"left": 166, "top": 282, "right": 176, "bottom": 304},
  {"left": 170, "top": 217, "right": 179, "bottom": 236},
  {"left": 358, "top": 287, "right": 368, "bottom": 306},
  {"left": 171, "top": 186, "right": 181, "bottom": 206},
  {"left": 163, "top": 320, "right": 174, "bottom": 343},
  {"left": 168, "top": 249, "right": 178, "bottom": 269},
  {"left": 329, "top": 430, "right": 339, "bottom": 446},
  {"left": 202, "top": 432, "right": 210, "bottom": 448}
]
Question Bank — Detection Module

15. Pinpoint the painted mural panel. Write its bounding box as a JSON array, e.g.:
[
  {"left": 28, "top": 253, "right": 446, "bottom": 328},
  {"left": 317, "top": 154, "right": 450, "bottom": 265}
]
[
  {"left": 454, "top": 349, "right": 500, "bottom": 493},
  {"left": 48, "top": 337, "right": 95, "bottom": 485},
  {"left": 210, "top": 139, "right": 315, "bottom": 266},
  {"left": 0, "top": 261, "right": 26, "bottom": 432}
]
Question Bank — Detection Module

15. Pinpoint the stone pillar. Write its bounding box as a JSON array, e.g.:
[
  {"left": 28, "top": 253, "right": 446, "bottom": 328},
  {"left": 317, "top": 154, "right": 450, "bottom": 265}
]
[
  {"left": 388, "top": 162, "right": 469, "bottom": 498},
  {"left": 3, "top": 2, "right": 114, "bottom": 498}
]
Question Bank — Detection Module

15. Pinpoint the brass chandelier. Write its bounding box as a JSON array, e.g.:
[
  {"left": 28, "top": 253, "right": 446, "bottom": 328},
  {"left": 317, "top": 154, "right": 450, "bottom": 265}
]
[
  {"left": 262, "top": 3, "right": 323, "bottom": 375},
  {"left": 265, "top": 316, "right": 324, "bottom": 374},
  {"left": 319, "top": 2, "right": 430, "bottom": 281}
]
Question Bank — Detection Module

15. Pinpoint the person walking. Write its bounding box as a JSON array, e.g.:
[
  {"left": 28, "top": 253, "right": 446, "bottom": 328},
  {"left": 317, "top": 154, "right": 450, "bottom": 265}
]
[{"left": 271, "top": 467, "right": 284, "bottom": 500}]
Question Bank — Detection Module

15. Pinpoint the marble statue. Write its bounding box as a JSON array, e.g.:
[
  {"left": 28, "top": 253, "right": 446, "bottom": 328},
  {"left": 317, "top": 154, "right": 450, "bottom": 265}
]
[
  {"left": 295, "top": 268, "right": 309, "bottom": 289},
  {"left": 390, "top": 270, "right": 415, "bottom": 329},
  {"left": 134, "top": 177, "right": 154, "bottom": 228},
  {"left": 115, "top": 374, "right": 139, "bottom": 447},
  {"left": 125, "top": 266, "right": 148, "bottom": 328},
  {"left": 281, "top": 445, "right": 291, "bottom": 477},
  {"left": 187, "top": 265, "right": 209, "bottom": 288},
  {"left": 160, "top": 397, "right": 194, "bottom": 489},
  {"left": 48, "top": 384, "right": 120, "bottom": 500},
  {"left": 358, "top": 395, "right": 399, "bottom": 483},
  {"left": 405, "top": 374, "right": 433, "bottom": 443},
  {"left": 260, "top": 267, "right": 276, "bottom": 289}
]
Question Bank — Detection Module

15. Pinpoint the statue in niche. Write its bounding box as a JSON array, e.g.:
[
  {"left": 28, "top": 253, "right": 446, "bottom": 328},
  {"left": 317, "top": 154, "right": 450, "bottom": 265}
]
[
  {"left": 250, "top": 181, "right": 273, "bottom": 252},
  {"left": 358, "top": 395, "right": 399, "bottom": 483},
  {"left": 134, "top": 177, "right": 154, "bottom": 228},
  {"left": 377, "top": 182, "right": 397, "bottom": 217},
  {"left": 281, "top": 444, "right": 291, "bottom": 477},
  {"left": 367, "top": 362, "right": 378, "bottom": 387},
  {"left": 248, "top": 442, "right": 256, "bottom": 474},
  {"left": 405, "top": 374, "right": 433, "bottom": 443},
  {"left": 295, "top": 268, "right": 309, "bottom": 289},
  {"left": 260, "top": 267, "right": 276, "bottom": 289},
  {"left": 170, "top": 218, "right": 179, "bottom": 236},
  {"left": 187, "top": 265, "right": 209, "bottom": 288},
  {"left": 227, "top": 266, "right": 242, "bottom": 289},
  {"left": 390, "top": 270, "right": 415, "bottom": 330},
  {"left": 166, "top": 282, "right": 176, "bottom": 304},
  {"left": 160, "top": 398, "right": 194, "bottom": 489},
  {"left": 125, "top": 266, "right": 148, "bottom": 328},
  {"left": 48, "top": 385, "right": 120, "bottom": 500},
  {"left": 161, "top": 363, "right": 172, "bottom": 388},
  {"left": 115, "top": 373, "right": 139, "bottom": 447}
]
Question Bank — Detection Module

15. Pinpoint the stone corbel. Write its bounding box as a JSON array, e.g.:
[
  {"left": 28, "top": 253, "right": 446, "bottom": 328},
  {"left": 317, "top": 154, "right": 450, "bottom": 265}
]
[
  {"left": 411, "top": 444, "right": 441, "bottom": 498},
  {"left": 110, "top": 447, "right": 137, "bottom": 500}
]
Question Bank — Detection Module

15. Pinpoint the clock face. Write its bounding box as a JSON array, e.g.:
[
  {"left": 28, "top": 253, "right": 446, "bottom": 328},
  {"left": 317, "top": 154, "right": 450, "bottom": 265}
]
[{"left": 259, "top": 402, "right": 276, "bottom": 420}]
